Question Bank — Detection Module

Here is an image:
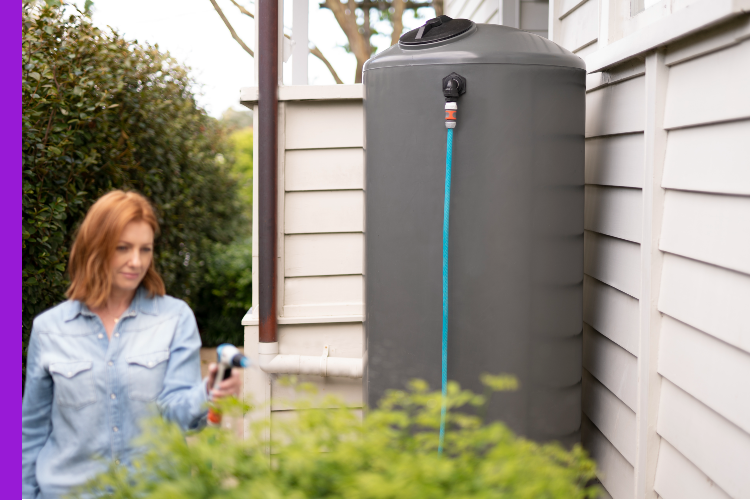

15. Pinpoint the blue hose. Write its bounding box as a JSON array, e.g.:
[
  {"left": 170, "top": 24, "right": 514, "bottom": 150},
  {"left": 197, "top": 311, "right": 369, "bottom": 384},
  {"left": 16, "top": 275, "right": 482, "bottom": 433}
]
[{"left": 439, "top": 127, "right": 453, "bottom": 454}]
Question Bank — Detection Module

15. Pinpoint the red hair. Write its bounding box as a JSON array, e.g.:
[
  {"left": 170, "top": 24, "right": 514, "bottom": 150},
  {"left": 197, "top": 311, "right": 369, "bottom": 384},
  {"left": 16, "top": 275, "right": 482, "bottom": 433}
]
[{"left": 66, "top": 190, "right": 165, "bottom": 308}]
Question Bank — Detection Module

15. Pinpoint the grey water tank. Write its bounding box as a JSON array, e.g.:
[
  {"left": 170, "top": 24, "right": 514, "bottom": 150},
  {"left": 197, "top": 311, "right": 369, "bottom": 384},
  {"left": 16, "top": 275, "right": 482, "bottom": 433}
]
[{"left": 363, "top": 18, "right": 586, "bottom": 445}]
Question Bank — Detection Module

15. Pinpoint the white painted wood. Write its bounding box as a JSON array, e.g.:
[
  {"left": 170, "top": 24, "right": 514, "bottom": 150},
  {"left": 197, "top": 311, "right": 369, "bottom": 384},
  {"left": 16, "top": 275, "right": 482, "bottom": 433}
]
[
  {"left": 657, "top": 379, "right": 750, "bottom": 498},
  {"left": 584, "top": 230, "right": 641, "bottom": 298},
  {"left": 664, "top": 39, "right": 750, "bottom": 129},
  {"left": 558, "top": 0, "right": 588, "bottom": 20},
  {"left": 660, "top": 190, "right": 750, "bottom": 274},
  {"left": 278, "top": 322, "right": 362, "bottom": 358},
  {"left": 285, "top": 101, "right": 363, "bottom": 150},
  {"left": 243, "top": 325, "right": 272, "bottom": 437},
  {"left": 583, "top": 324, "right": 638, "bottom": 411},
  {"left": 291, "top": 0, "right": 308, "bottom": 85},
  {"left": 658, "top": 314, "right": 750, "bottom": 435},
  {"left": 584, "top": 186, "right": 643, "bottom": 243},
  {"left": 575, "top": 40, "right": 599, "bottom": 57},
  {"left": 582, "top": 369, "right": 638, "bottom": 465},
  {"left": 284, "top": 190, "right": 364, "bottom": 234},
  {"left": 284, "top": 275, "right": 364, "bottom": 318},
  {"left": 583, "top": 275, "right": 640, "bottom": 356},
  {"left": 585, "top": 76, "right": 645, "bottom": 138},
  {"left": 285, "top": 148, "right": 364, "bottom": 192},
  {"left": 585, "top": 133, "right": 644, "bottom": 188},
  {"left": 635, "top": 49, "right": 669, "bottom": 499},
  {"left": 271, "top": 378, "right": 364, "bottom": 410},
  {"left": 243, "top": 315, "right": 364, "bottom": 326},
  {"left": 584, "top": 0, "right": 750, "bottom": 73},
  {"left": 658, "top": 253, "right": 750, "bottom": 354},
  {"left": 240, "top": 84, "right": 364, "bottom": 105},
  {"left": 662, "top": 120, "right": 750, "bottom": 195},
  {"left": 654, "top": 439, "right": 730, "bottom": 499},
  {"left": 582, "top": 414, "right": 635, "bottom": 499},
  {"left": 285, "top": 233, "right": 364, "bottom": 277},
  {"left": 278, "top": 103, "right": 287, "bottom": 318},
  {"left": 665, "top": 14, "right": 750, "bottom": 66},
  {"left": 520, "top": 1, "right": 548, "bottom": 31},
  {"left": 586, "top": 59, "right": 646, "bottom": 93},
  {"left": 557, "top": 0, "right": 598, "bottom": 52}
]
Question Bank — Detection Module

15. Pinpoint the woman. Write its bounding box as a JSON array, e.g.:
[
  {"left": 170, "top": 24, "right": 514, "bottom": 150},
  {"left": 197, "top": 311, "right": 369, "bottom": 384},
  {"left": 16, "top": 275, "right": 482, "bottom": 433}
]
[{"left": 22, "top": 190, "right": 241, "bottom": 499}]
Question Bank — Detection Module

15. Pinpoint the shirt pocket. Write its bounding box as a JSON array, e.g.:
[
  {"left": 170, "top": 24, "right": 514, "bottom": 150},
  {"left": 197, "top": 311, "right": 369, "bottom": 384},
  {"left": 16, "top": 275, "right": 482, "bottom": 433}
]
[
  {"left": 49, "top": 361, "right": 97, "bottom": 409},
  {"left": 127, "top": 350, "right": 170, "bottom": 402}
]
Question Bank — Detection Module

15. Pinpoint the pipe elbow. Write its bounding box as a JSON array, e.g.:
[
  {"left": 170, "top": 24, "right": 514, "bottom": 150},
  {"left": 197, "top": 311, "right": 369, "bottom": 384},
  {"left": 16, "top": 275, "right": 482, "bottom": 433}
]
[{"left": 256, "top": 341, "right": 363, "bottom": 378}]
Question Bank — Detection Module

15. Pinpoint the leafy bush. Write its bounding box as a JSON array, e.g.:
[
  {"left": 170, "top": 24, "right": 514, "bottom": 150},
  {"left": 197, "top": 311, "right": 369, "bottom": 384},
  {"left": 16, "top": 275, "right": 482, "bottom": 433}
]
[
  {"left": 193, "top": 236, "right": 253, "bottom": 347},
  {"left": 22, "top": 5, "right": 247, "bottom": 381},
  {"left": 84, "top": 377, "right": 599, "bottom": 498}
]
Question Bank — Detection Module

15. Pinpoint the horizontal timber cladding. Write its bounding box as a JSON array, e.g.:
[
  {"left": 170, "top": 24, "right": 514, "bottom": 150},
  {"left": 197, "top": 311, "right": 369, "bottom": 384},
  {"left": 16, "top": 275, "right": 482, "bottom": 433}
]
[
  {"left": 654, "top": 440, "right": 730, "bottom": 499},
  {"left": 584, "top": 230, "right": 640, "bottom": 298},
  {"left": 663, "top": 38, "right": 750, "bottom": 129},
  {"left": 657, "top": 379, "right": 750, "bottom": 498},
  {"left": 284, "top": 233, "right": 363, "bottom": 277},
  {"left": 283, "top": 275, "right": 363, "bottom": 318},
  {"left": 584, "top": 133, "right": 644, "bottom": 188},
  {"left": 284, "top": 190, "right": 364, "bottom": 234},
  {"left": 557, "top": 0, "right": 598, "bottom": 53},
  {"left": 585, "top": 76, "right": 645, "bottom": 137},
  {"left": 582, "top": 369, "right": 637, "bottom": 464},
  {"left": 285, "top": 148, "right": 364, "bottom": 191},
  {"left": 584, "top": 185, "right": 642, "bottom": 243},
  {"left": 582, "top": 414, "right": 634, "bottom": 498},
  {"left": 658, "top": 315, "right": 750, "bottom": 435},
  {"left": 284, "top": 101, "right": 363, "bottom": 150},
  {"left": 660, "top": 190, "right": 750, "bottom": 275},
  {"left": 662, "top": 119, "right": 750, "bottom": 195},
  {"left": 658, "top": 252, "right": 750, "bottom": 354},
  {"left": 582, "top": 275, "right": 639, "bottom": 356},
  {"left": 582, "top": 324, "right": 637, "bottom": 411}
]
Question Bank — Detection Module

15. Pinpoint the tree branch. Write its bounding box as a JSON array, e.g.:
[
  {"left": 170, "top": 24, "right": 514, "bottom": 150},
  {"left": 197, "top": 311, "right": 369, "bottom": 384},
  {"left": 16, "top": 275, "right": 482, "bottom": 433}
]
[
  {"left": 229, "top": 0, "right": 254, "bottom": 18},
  {"left": 310, "top": 46, "right": 344, "bottom": 84},
  {"left": 390, "top": 0, "right": 404, "bottom": 46},
  {"left": 209, "top": 0, "right": 255, "bottom": 57}
]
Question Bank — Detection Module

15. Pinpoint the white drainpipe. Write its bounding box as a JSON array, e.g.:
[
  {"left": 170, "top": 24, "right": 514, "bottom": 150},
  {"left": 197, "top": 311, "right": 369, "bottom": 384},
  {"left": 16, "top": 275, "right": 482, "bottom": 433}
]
[{"left": 257, "top": 342, "right": 363, "bottom": 378}]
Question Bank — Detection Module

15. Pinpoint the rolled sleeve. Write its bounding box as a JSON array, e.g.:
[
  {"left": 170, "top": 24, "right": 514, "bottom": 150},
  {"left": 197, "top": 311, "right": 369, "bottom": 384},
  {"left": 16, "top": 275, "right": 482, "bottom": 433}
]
[{"left": 156, "top": 304, "right": 209, "bottom": 430}]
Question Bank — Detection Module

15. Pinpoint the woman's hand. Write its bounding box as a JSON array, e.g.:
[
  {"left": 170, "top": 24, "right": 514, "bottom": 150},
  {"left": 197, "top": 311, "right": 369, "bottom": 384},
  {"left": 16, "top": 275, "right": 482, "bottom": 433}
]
[{"left": 207, "top": 363, "right": 242, "bottom": 400}]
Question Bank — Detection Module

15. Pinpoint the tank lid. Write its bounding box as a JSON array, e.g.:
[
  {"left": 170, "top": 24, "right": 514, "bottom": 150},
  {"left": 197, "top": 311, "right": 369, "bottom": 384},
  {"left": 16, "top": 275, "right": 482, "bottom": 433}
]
[
  {"left": 364, "top": 24, "right": 586, "bottom": 72},
  {"left": 400, "top": 16, "right": 474, "bottom": 46}
]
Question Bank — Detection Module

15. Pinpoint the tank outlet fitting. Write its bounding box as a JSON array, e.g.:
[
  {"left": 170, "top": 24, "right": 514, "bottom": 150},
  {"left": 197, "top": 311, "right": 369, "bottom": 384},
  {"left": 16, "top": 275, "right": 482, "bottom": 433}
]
[
  {"left": 445, "top": 102, "right": 457, "bottom": 129},
  {"left": 442, "top": 72, "right": 466, "bottom": 102}
]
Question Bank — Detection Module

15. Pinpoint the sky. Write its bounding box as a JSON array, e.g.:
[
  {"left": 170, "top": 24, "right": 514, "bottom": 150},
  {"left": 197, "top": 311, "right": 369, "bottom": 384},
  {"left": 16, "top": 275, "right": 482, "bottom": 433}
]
[{"left": 70, "top": 0, "right": 434, "bottom": 117}]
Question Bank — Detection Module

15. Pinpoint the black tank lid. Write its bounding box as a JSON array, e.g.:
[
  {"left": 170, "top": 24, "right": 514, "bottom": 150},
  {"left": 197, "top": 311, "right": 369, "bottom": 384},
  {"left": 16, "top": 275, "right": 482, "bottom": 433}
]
[{"left": 400, "top": 16, "right": 474, "bottom": 46}]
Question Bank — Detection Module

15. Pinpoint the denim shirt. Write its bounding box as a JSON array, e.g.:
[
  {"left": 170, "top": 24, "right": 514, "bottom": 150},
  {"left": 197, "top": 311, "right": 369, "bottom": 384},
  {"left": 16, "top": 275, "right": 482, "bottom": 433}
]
[{"left": 22, "top": 288, "right": 209, "bottom": 499}]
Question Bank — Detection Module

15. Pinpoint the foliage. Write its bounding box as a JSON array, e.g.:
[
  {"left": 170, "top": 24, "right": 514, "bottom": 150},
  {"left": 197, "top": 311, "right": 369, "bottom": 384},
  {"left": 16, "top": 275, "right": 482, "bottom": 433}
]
[
  {"left": 22, "top": 5, "right": 246, "bottom": 381},
  {"left": 192, "top": 236, "right": 253, "bottom": 347},
  {"left": 84, "top": 377, "right": 599, "bottom": 499},
  {"left": 227, "top": 127, "right": 253, "bottom": 226}
]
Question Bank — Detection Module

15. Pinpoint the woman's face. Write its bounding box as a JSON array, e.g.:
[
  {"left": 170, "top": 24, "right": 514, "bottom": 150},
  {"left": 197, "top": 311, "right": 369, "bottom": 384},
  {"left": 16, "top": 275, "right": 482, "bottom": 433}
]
[{"left": 111, "top": 220, "right": 154, "bottom": 295}]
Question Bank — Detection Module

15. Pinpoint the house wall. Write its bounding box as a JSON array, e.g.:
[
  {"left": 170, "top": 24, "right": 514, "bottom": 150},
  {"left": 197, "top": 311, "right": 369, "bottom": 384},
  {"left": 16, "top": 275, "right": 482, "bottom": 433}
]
[
  {"left": 240, "top": 85, "right": 366, "bottom": 433},
  {"left": 551, "top": 1, "right": 750, "bottom": 497},
  {"left": 445, "top": 0, "right": 550, "bottom": 38}
]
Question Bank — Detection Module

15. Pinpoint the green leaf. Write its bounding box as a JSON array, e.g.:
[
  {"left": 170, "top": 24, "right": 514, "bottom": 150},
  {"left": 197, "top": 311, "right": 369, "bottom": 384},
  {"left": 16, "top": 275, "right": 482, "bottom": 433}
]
[{"left": 28, "top": 72, "right": 41, "bottom": 81}]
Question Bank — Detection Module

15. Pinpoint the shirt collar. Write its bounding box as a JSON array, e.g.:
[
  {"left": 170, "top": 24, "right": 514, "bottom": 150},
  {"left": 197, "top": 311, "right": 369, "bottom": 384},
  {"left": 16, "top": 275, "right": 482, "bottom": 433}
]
[{"left": 63, "top": 287, "right": 159, "bottom": 322}]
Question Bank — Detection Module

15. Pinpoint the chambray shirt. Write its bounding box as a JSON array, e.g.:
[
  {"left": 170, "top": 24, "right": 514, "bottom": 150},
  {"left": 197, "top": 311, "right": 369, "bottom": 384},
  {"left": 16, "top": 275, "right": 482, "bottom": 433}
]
[{"left": 22, "top": 288, "right": 209, "bottom": 499}]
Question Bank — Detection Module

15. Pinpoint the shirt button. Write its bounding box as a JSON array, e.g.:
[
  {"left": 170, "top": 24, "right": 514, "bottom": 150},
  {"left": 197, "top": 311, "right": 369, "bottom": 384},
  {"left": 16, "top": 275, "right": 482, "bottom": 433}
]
[
  {"left": 98, "top": 334, "right": 103, "bottom": 339},
  {"left": 67, "top": 372, "right": 72, "bottom": 377},
  {"left": 113, "top": 426, "right": 119, "bottom": 432},
  {"left": 108, "top": 361, "right": 114, "bottom": 367},
  {"left": 111, "top": 393, "right": 116, "bottom": 399},
  {"left": 148, "top": 361, "right": 154, "bottom": 367},
  {"left": 114, "top": 333, "right": 119, "bottom": 338}
]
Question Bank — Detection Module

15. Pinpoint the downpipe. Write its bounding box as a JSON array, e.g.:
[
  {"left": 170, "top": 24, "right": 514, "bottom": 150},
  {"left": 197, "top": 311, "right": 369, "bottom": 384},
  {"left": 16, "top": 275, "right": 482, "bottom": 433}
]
[{"left": 258, "top": 342, "right": 363, "bottom": 378}]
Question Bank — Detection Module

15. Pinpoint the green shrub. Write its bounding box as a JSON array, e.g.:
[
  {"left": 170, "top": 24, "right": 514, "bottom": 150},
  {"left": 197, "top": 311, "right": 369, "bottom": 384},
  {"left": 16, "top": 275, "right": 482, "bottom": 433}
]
[{"left": 84, "top": 377, "right": 599, "bottom": 498}]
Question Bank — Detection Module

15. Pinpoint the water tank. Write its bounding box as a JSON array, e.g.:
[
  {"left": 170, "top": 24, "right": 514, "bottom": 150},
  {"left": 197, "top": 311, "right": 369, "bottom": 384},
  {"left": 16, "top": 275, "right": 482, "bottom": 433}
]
[{"left": 363, "top": 18, "right": 586, "bottom": 445}]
